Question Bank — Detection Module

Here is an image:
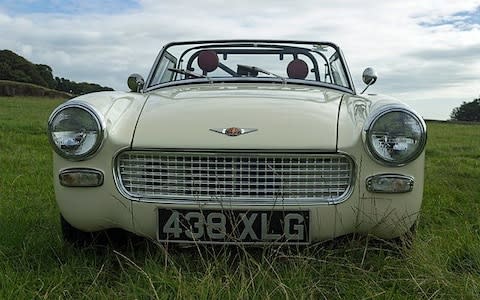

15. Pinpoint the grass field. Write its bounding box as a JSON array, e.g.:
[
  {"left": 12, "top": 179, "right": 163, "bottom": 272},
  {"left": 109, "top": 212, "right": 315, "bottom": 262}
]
[{"left": 1, "top": 96, "right": 479, "bottom": 299}]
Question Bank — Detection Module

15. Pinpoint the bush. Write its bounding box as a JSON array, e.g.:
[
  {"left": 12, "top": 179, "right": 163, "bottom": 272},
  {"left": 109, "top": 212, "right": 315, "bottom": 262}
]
[
  {"left": 0, "top": 80, "right": 70, "bottom": 98},
  {"left": 450, "top": 98, "right": 480, "bottom": 122}
]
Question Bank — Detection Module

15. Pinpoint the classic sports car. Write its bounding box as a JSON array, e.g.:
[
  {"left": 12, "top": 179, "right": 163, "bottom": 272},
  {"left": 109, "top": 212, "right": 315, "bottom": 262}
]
[{"left": 48, "top": 40, "right": 427, "bottom": 246}]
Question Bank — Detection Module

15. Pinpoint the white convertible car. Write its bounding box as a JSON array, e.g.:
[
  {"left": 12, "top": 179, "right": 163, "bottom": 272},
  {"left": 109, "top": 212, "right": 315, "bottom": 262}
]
[{"left": 48, "top": 40, "right": 427, "bottom": 245}]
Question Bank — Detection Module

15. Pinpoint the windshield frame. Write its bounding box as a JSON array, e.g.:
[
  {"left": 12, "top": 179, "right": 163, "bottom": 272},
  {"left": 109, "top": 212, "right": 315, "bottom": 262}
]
[{"left": 144, "top": 39, "right": 356, "bottom": 94}]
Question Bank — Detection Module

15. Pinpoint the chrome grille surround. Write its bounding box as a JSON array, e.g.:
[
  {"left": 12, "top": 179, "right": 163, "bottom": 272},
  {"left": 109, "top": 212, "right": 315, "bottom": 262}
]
[{"left": 115, "top": 151, "right": 355, "bottom": 205}]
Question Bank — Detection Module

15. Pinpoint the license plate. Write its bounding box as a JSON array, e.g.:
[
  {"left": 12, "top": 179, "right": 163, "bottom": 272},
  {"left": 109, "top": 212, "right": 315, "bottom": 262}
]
[{"left": 158, "top": 209, "right": 310, "bottom": 244}]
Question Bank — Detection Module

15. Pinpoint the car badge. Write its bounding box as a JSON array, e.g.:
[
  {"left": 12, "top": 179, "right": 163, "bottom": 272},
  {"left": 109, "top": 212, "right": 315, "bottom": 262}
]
[{"left": 210, "top": 127, "right": 258, "bottom": 137}]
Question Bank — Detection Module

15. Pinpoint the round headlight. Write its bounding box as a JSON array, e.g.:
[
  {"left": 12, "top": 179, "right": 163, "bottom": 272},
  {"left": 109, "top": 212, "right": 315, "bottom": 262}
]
[
  {"left": 364, "top": 106, "right": 426, "bottom": 166},
  {"left": 48, "top": 102, "right": 105, "bottom": 161}
]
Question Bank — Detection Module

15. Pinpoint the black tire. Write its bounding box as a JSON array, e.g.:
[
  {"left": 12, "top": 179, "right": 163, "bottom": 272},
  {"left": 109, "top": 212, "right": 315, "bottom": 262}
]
[
  {"left": 60, "top": 215, "right": 95, "bottom": 247},
  {"left": 60, "top": 215, "right": 131, "bottom": 248},
  {"left": 392, "top": 221, "right": 418, "bottom": 251}
]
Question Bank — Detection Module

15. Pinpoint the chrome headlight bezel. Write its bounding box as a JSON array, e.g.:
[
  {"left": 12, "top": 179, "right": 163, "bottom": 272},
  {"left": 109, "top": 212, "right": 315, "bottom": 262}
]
[
  {"left": 47, "top": 101, "right": 106, "bottom": 161},
  {"left": 363, "top": 105, "right": 427, "bottom": 167}
]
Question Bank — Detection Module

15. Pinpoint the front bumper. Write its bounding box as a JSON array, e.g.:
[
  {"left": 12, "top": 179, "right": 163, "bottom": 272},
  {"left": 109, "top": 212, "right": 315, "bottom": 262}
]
[{"left": 54, "top": 152, "right": 424, "bottom": 243}]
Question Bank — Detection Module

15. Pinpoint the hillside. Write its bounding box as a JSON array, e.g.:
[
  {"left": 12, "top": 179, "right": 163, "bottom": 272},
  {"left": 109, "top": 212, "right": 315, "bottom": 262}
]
[
  {"left": 0, "top": 80, "right": 71, "bottom": 98},
  {"left": 0, "top": 49, "right": 113, "bottom": 96}
]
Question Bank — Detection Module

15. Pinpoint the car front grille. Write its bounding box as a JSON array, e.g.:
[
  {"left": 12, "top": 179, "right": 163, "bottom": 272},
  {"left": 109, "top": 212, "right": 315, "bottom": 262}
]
[{"left": 115, "top": 151, "right": 354, "bottom": 204}]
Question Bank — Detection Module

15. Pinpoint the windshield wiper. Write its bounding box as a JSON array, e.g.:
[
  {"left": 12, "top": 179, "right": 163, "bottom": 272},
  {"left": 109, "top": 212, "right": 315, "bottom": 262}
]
[
  {"left": 237, "top": 64, "right": 286, "bottom": 84},
  {"left": 168, "top": 68, "right": 211, "bottom": 82}
]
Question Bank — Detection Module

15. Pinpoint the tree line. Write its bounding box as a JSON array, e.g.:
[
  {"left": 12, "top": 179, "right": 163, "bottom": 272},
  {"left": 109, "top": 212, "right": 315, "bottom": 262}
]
[
  {"left": 451, "top": 98, "right": 480, "bottom": 122},
  {"left": 0, "top": 49, "right": 113, "bottom": 95}
]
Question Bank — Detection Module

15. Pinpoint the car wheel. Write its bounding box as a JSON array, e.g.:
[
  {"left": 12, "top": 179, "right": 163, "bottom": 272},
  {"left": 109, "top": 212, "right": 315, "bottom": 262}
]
[
  {"left": 392, "top": 221, "right": 418, "bottom": 251},
  {"left": 60, "top": 215, "right": 132, "bottom": 248},
  {"left": 60, "top": 215, "right": 95, "bottom": 247}
]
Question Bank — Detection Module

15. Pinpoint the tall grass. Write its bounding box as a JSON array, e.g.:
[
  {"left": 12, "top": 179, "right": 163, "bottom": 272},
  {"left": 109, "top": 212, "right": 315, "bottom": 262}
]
[{"left": 0, "top": 97, "right": 479, "bottom": 298}]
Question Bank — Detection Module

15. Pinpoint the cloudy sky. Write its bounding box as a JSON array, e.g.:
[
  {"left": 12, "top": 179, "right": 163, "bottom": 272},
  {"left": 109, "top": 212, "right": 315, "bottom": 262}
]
[{"left": 1, "top": 0, "right": 479, "bottom": 119}]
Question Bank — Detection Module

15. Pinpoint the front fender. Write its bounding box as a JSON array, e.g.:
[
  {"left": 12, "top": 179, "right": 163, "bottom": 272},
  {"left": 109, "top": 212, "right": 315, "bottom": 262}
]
[
  {"left": 337, "top": 94, "right": 425, "bottom": 238},
  {"left": 50, "top": 91, "right": 148, "bottom": 231}
]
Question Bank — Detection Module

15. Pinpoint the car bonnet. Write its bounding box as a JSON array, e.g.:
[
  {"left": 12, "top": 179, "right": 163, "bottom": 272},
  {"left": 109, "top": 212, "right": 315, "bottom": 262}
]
[{"left": 132, "top": 83, "right": 344, "bottom": 150}]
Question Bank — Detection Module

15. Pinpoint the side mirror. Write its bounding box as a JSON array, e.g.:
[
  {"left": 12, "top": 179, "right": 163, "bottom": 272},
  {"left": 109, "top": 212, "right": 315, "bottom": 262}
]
[
  {"left": 127, "top": 73, "right": 144, "bottom": 92},
  {"left": 361, "top": 67, "right": 377, "bottom": 94}
]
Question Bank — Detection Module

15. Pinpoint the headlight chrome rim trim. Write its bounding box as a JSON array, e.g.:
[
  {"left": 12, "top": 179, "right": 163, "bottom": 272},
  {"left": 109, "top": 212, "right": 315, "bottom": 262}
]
[
  {"left": 47, "top": 101, "right": 106, "bottom": 161},
  {"left": 363, "top": 105, "right": 427, "bottom": 167}
]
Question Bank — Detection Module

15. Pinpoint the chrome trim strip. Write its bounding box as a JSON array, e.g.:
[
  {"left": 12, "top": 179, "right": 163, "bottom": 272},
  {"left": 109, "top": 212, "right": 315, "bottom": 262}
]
[
  {"left": 47, "top": 101, "right": 106, "bottom": 161},
  {"left": 144, "top": 78, "right": 355, "bottom": 95},
  {"left": 113, "top": 150, "right": 356, "bottom": 206}
]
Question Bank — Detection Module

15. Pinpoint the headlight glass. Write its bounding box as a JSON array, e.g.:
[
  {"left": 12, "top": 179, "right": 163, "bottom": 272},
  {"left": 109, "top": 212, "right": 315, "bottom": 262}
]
[
  {"left": 48, "top": 103, "right": 104, "bottom": 160},
  {"left": 365, "top": 108, "right": 426, "bottom": 166}
]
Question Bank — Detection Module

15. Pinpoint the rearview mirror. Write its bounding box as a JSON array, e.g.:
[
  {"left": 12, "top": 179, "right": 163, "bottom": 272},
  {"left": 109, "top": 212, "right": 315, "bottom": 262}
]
[
  {"left": 361, "top": 67, "right": 377, "bottom": 94},
  {"left": 127, "top": 74, "right": 144, "bottom": 92}
]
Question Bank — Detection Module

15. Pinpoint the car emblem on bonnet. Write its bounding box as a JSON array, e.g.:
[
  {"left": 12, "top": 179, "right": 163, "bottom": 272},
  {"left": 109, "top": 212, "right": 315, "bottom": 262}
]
[{"left": 210, "top": 127, "right": 258, "bottom": 137}]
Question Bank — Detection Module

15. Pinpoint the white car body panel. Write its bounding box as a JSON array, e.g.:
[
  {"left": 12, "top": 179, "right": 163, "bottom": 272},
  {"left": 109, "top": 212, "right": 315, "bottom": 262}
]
[{"left": 133, "top": 84, "right": 341, "bottom": 150}]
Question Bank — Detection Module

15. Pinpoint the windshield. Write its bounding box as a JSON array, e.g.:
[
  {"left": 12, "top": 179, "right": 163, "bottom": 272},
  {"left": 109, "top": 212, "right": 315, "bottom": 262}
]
[{"left": 147, "top": 40, "right": 353, "bottom": 91}]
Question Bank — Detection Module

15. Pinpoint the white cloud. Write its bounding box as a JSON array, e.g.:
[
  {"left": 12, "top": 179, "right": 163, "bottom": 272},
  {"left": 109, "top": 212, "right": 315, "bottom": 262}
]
[
  {"left": 1, "top": 0, "right": 480, "bottom": 119},
  {"left": 20, "top": 44, "right": 33, "bottom": 57}
]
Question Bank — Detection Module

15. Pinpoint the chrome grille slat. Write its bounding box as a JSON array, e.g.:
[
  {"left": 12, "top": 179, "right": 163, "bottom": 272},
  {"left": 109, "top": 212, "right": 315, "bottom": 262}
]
[
  {"left": 120, "top": 159, "right": 351, "bottom": 168},
  {"left": 118, "top": 170, "right": 349, "bottom": 177},
  {"left": 116, "top": 151, "right": 354, "bottom": 204},
  {"left": 119, "top": 168, "right": 349, "bottom": 174},
  {"left": 122, "top": 178, "right": 351, "bottom": 186},
  {"left": 123, "top": 186, "right": 347, "bottom": 194}
]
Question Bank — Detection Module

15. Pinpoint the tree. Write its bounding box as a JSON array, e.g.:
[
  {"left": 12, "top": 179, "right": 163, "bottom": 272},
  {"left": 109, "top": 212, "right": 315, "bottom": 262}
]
[
  {"left": 0, "top": 50, "right": 47, "bottom": 86},
  {"left": 0, "top": 62, "right": 12, "bottom": 79},
  {"left": 35, "top": 64, "right": 57, "bottom": 89},
  {"left": 450, "top": 98, "right": 480, "bottom": 122},
  {"left": 1, "top": 49, "right": 114, "bottom": 95}
]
